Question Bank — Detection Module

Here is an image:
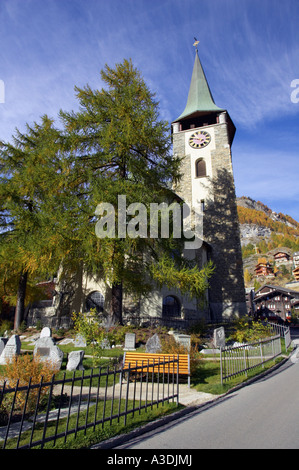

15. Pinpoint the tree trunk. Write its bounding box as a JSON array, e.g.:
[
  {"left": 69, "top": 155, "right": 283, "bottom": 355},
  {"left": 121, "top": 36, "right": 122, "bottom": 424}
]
[
  {"left": 14, "top": 270, "right": 28, "bottom": 330},
  {"left": 111, "top": 282, "right": 123, "bottom": 325}
]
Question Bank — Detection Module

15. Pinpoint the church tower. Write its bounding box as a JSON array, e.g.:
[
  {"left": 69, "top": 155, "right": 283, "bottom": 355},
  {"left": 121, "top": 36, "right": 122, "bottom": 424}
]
[{"left": 172, "top": 46, "right": 247, "bottom": 321}]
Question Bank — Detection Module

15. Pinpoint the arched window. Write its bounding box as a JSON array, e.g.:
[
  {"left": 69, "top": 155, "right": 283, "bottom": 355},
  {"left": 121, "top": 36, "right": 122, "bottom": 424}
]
[
  {"left": 162, "top": 295, "right": 181, "bottom": 318},
  {"left": 85, "top": 291, "right": 104, "bottom": 314},
  {"left": 195, "top": 158, "right": 206, "bottom": 178}
]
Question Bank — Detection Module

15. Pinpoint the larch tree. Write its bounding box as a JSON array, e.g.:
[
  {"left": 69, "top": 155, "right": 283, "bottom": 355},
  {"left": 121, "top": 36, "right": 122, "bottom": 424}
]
[
  {"left": 0, "top": 116, "right": 73, "bottom": 328},
  {"left": 59, "top": 59, "right": 182, "bottom": 323}
]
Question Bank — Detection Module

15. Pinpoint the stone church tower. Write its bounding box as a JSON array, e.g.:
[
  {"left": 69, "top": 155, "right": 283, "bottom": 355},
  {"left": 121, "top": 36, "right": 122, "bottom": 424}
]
[{"left": 172, "top": 48, "right": 247, "bottom": 321}]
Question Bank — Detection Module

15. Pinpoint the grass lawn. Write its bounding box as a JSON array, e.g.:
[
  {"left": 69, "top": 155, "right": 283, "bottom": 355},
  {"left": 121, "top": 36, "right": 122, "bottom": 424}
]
[
  {"left": 3, "top": 398, "right": 181, "bottom": 449},
  {"left": 191, "top": 355, "right": 286, "bottom": 395}
]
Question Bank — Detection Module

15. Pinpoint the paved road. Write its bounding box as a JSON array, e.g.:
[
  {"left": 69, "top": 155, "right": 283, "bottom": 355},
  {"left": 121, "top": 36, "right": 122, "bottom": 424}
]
[{"left": 117, "top": 343, "right": 299, "bottom": 449}]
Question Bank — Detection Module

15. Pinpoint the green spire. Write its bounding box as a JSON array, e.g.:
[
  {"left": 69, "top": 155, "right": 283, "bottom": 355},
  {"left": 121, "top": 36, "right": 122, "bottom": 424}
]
[{"left": 173, "top": 50, "right": 224, "bottom": 122}]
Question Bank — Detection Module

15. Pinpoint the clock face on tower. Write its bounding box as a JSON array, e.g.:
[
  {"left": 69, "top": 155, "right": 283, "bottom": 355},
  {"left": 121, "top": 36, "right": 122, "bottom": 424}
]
[{"left": 188, "top": 130, "right": 211, "bottom": 149}]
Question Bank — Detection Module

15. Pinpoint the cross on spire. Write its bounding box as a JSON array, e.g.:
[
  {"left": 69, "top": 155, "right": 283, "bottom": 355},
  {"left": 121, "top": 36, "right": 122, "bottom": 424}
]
[{"left": 193, "top": 37, "right": 199, "bottom": 51}]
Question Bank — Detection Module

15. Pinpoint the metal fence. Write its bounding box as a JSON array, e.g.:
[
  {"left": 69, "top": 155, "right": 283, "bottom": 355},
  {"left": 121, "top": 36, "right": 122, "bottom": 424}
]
[
  {"left": 220, "top": 335, "right": 281, "bottom": 384},
  {"left": 266, "top": 321, "right": 292, "bottom": 350},
  {"left": 0, "top": 357, "right": 179, "bottom": 449}
]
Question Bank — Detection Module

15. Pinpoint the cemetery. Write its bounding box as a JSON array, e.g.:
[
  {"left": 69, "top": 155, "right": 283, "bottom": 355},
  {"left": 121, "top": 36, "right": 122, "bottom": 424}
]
[{"left": 0, "top": 318, "right": 291, "bottom": 449}]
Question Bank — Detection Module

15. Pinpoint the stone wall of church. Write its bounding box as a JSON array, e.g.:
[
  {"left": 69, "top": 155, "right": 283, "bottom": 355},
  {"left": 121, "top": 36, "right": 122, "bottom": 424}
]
[
  {"left": 173, "top": 132, "right": 192, "bottom": 204},
  {"left": 205, "top": 122, "right": 247, "bottom": 320}
]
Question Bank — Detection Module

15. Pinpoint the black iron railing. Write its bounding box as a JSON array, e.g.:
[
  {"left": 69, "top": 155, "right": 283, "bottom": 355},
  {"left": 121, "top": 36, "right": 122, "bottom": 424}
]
[{"left": 0, "top": 357, "right": 179, "bottom": 449}]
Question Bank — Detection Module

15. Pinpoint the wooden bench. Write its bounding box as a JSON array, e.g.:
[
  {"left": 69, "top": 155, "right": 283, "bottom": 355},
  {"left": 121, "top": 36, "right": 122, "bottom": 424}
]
[{"left": 122, "top": 352, "right": 190, "bottom": 387}]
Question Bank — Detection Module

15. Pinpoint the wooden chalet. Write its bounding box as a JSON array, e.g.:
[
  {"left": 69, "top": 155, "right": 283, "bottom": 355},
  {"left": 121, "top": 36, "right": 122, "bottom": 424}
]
[
  {"left": 273, "top": 251, "right": 291, "bottom": 264},
  {"left": 254, "top": 284, "right": 299, "bottom": 321},
  {"left": 293, "top": 252, "right": 299, "bottom": 268},
  {"left": 254, "top": 262, "right": 275, "bottom": 278},
  {"left": 293, "top": 266, "right": 299, "bottom": 282}
]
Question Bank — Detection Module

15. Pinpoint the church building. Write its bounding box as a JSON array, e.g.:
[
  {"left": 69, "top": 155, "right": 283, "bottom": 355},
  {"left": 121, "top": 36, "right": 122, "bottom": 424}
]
[{"left": 27, "top": 47, "right": 247, "bottom": 329}]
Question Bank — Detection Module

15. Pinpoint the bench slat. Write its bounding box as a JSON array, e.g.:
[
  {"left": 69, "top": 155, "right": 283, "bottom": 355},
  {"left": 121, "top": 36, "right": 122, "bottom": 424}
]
[{"left": 122, "top": 352, "right": 190, "bottom": 387}]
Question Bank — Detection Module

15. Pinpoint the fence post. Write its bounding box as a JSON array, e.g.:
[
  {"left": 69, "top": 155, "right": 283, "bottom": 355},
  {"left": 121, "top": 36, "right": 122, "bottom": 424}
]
[
  {"left": 243, "top": 347, "right": 248, "bottom": 377},
  {"left": 176, "top": 355, "right": 179, "bottom": 406},
  {"left": 41, "top": 374, "right": 55, "bottom": 449},
  {"left": 259, "top": 340, "right": 264, "bottom": 368},
  {"left": 124, "top": 363, "right": 131, "bottom": 425},
  {"left": 3, "top": 379, "right": 19, "bottom": 449},
  {"left": 220, "top": 347, "right": 223, "bottom": 385}
]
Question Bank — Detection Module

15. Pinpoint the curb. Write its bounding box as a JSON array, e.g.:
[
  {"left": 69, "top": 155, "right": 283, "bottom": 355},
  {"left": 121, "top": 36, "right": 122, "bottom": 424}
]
[{"left": 91, "top": 352, "right": 293, "bottom": 449}]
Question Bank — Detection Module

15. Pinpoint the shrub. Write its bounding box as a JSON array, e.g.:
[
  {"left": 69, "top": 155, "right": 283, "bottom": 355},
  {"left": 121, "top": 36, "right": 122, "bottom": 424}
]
[
  {"left": 18, "top": 320, "right": 27, "bottom": 333},
  {"left": 0, "top": 354, "right": 59, "bottom": 415},
  {"left": 230, "top": 317, "right": 273, "bottom": 343},
  {"left": 160, "top": 335, "right": 201, "bottom": 375},
  {"left": 71, "top": 310, "right": 107, "bottom": 365},
  {"left": 0, "top": 319, "right": 13, "bottom": 336}
]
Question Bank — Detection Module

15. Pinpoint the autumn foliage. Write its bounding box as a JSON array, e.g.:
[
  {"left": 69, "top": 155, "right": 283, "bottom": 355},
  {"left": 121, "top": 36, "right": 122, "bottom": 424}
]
[
  {"left": 0, "top": 354, "right": 59, "bottom": 414},
  {"left": 238, "top": 205, "right": 299, "bottom": 257},
  {"left": 160, "top": 335, "right": 201, "bottom": 375}
]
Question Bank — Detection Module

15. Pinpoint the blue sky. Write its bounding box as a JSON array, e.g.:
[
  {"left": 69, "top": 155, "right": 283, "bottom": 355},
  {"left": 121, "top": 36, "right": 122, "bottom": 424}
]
[{"left": 1, "top": 0, "right": 299, "bottom": 220}]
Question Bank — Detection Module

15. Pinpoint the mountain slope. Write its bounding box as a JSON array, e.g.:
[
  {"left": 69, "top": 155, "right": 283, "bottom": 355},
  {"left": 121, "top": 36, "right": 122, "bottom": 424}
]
[
  {"left": 236, "top": 197, "right": 299, "bottom": 287},
  {"left": 237, "top": 196, "right": 299, "bottom": 253}
]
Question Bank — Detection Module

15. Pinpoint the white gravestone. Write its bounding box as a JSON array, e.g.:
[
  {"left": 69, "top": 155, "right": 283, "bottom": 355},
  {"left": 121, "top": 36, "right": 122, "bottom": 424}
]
[
  {"left": 213, "top": 327, "right": 226, "bottom": 348},
  {"left": 40, "top": 327, "right": 52, "bottom": 338},
  {"left": 34, "top": 336, "right": 63, "bottom": 369},
  {"left": 0, "top": 335, "right": 21, "bottom": 364},
  {"left": 0, "top": 337, "right": 8, "bottom": 355},
  {"left": 66, "top": 350, "right": 85, "bottom": 371},
  {"left": 175, "top": 334, "right": 191, "bottom": 351},
  {"left": 73, "top": 334, "right": 87, "bottom": 347},
  {"left": 124, "top": 333, "right": 136, "bottom": 351},
  {"left": 146, "top": 333, "right": 162, "bottom": 353}
]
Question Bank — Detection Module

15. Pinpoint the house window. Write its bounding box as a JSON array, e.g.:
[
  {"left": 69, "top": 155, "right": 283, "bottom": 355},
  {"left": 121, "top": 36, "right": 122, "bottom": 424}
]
[
  {"left": 162, "top": 295, "right": 181, "bottom": 318},
  {"left": 85, "top": 291, "right": 104, "bottom": 314},
  {"left": 195, "top": 158, "right": 206, "bottom": 178}
]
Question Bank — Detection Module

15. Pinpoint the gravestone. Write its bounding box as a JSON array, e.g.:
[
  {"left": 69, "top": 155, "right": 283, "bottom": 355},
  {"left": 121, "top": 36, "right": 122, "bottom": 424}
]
[
  {"left": 0, "top": 335, "right": 21, "bottom": 364},
  {"left": 34, "top": 336, "right": 55, "bottom": 355},
  {"left": 66, "top": 350, "right": 85, "bottom": 371},
  {"left": 146, "top": 333, "right": 162, "bottom": 353},
  {"left": 200, "top": 348, "right": 221, "bottom": 355},
  {"left": 40, "top": 327, "right": 52, "bottom": 338},
  {"left": 124, "top": 333, "right": 136, "bottom": 351},
  {"left": 213, "top": 327, "right": 226, "bottom": 348},
  {"left": 34, "top": 336, "right": 63, "bottom": 369},
  {"left": 58, "top": 337, "right": 74, "bottom": 345},
  {"left": 175, "top": 334, "right": 191, "bottom": 351},
  {"left": 74, "top": 334, "right": 87, "bottom": 347},
  {"left": 100, "top": 337, "right": 111, "bottom": 349},
  {"left": 0, "top": 337, "right": 8, "bottom": 355}
]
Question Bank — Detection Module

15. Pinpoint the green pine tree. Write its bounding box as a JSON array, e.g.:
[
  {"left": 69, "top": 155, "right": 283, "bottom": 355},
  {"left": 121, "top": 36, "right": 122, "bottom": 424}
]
[
  {"left": 0, "top": 116, "right": 69, "bottom": 327},
  {"left": 59, "top": 59, "right": 184, "bottom": 323}
]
